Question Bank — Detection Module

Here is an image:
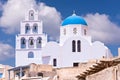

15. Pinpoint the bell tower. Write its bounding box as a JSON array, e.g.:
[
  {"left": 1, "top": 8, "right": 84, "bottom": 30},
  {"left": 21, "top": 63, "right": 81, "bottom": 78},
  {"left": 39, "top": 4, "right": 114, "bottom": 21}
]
[{"left": 15, "top": 7, "right": 47, "bottom": 66}]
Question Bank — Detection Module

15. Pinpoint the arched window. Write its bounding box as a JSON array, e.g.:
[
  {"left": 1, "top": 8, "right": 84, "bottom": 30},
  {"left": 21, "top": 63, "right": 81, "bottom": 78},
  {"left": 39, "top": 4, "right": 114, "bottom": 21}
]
[
  {"left": 21, "top": 37, "right": 26, "bottom": 48},
  {"left": 29, "top": 10, "right": 34, "bottom": 20},
  {"left": 72, "top": 40, "right": 76, "bottom": 52},
  {"left": 33, "top": 23, "right": 38, "bottom": 33},
  {"left": 25, "top": 24, "right": 30, "bottom": 34},
  {"left": 77, "top": 40, "right": 81, "bottom": 52},
  {"left": 36, "top": 37, "right": 42, "bottom": 48},
  {"left": 28, "top": 37, "right": 34, "bottom": 48},
  {"left": 28, "top": 52, "right": 34, "bottom": 58}
]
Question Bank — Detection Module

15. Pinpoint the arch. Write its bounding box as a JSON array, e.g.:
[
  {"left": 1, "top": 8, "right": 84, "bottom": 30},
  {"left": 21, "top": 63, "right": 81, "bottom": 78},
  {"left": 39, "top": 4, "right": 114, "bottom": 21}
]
[
  {"left": 28, "top": 37, "right": 34, "bottom": 48},
  {"left": 36, "top": 37, "right": 42, "bottom": 48},
  {"left": 77, "top": 40, "right": 81, "bottom": 52},
  {"left": 28, "top": 52, "right": 34, "bottom": 58},
  {"left": 25, "top": 24, "right": 30, "bottom": 34},
  {"left": 21, "top": 37, "right": 26, "bottom": 48},
  {"left": 29, "top": 10, "right": 34, "bottom": 20},
  {"left": 33, "top": 23, "right": 38, "bottom": 33},
  {"left": 72, "top": 40, "right": 76, "bottom": 52}
]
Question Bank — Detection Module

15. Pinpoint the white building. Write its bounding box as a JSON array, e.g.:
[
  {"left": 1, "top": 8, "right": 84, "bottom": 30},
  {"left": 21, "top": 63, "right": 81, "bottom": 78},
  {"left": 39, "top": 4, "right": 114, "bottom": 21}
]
[{"left": 15, "top": 7, "right": 112, "bottom": 68}]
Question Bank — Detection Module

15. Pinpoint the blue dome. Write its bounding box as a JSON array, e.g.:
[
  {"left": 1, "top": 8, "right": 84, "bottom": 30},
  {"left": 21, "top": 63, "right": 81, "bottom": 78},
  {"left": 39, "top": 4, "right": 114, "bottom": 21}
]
[{"left": 62, "top": 14, "right": 87, "bottom": 26}]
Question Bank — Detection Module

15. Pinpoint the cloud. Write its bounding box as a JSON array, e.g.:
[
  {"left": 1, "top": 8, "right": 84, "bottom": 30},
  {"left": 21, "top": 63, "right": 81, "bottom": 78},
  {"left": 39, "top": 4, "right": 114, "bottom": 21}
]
[
  {"left": 84, "top": 13, "right": 120, "bottom": 44},
  {"left": 38, "top": 3, "right": 61, "bottom": 40},
  {"left": 0, "top": 0, "right": 61, "bottom": 40},
  {"left": 0, "top": 43, "right": 14, "bottom": 61},
  {"left": 0, "top": 1, "right": 3, "bottom": 11},
  {"left": 0, "top": 0, "right": 34, "bottom": 33},
  {"left": 1, "top": 0, "right": 120, "bottom": 45}
]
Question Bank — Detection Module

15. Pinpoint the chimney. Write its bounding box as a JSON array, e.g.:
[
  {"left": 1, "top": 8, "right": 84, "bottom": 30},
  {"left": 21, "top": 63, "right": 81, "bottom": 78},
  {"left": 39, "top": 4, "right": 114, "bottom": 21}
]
[{"left": 118, "top": 48, "right": 120, "bottom": 57}]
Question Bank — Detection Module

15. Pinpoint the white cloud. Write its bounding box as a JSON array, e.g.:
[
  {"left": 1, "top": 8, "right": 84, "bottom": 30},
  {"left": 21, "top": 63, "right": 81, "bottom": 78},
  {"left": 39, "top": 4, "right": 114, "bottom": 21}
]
[
  {"left": 0, "top": 0, "right": 61, "bottom": 40},
  {"left": 0, "top": 43, "right": 14, "bottom": 61},
  {"left": 38, "top": 3, "right": 61, "bottom": 40},
  {"left": 1, "top": 0, "right": 120, "bottom": 45},
  {"left": 84, "top": 13, "right": 120, "bottom": 44},
  {"left": 0, "top": 0, "right": 36, "bottom": 33},
  {"left": 0, "top": 2, "right": 3, "bottom": 11}
]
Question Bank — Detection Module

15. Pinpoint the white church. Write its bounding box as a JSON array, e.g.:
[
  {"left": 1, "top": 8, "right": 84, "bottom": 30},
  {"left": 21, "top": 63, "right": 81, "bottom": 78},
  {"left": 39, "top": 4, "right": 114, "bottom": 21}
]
[{"left": 15, "top": 7, "right": 112, "bottom": 68}]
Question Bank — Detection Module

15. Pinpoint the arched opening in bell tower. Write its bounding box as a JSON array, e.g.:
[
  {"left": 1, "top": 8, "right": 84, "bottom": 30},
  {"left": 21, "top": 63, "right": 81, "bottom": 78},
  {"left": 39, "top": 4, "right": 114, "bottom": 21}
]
[
  {"left": 21, "top": 37, "right": 26, "bottom": 48},
  {"left": 33, "top": 23, "right": 38, "bottom": 33},
  {"left": 29, "top": 10, "right": 34, "bottom": 20},
  {"left": 28, "top": 37, "right": 34, "bottom": 48},
  {"left": 25, "top": 24, "right": 30, "bottom": 34},
  {"left": 36, "top": 37, "right": 42, "bottom": 48}
]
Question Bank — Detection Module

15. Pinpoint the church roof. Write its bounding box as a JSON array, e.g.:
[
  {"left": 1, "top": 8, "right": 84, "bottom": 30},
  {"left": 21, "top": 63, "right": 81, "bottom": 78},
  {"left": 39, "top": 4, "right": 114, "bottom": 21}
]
[{"left": 62, "top": 13, "right": 87, "bottom": 26}]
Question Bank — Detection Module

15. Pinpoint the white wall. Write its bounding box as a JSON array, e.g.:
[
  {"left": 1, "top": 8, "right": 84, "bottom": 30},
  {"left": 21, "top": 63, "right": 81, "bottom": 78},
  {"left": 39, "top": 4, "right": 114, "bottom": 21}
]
[
  {"left": 16, "top": 50, "right": 42, "bottom": 66},
  {"left": 40, "top": 36, "right": 112, "bottom": 68},
  {"left": 42, "top": 42, "right": 61, "bottom": 67}
]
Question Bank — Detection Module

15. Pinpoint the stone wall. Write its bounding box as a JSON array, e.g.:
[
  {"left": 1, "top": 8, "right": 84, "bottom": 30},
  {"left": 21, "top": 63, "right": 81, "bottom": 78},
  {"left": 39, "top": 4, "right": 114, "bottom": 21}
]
[
  {"left": 56, "top": 62, "right": 96, "bottom": 80},
  {"left": 29, "top": 63, "right": 53, "bottom": 72},
  {"left": 0, "top": 64, "right": 13, "bottom": 80},
  {"left": 86, "top": 64, "right": 120, "bottom": 80}
]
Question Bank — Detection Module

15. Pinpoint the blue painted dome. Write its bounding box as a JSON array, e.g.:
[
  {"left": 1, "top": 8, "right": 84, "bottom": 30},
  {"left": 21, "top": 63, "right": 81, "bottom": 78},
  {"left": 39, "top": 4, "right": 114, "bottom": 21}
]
[{"left": 62, "top": 13, "right": 87, "bottom": 26}]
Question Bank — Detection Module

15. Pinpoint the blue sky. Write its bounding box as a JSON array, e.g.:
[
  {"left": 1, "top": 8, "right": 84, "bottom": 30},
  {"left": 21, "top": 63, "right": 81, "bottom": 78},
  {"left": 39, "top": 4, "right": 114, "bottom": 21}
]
[{"left": 0, "top": 0, "right": 120, "bottom": 66}]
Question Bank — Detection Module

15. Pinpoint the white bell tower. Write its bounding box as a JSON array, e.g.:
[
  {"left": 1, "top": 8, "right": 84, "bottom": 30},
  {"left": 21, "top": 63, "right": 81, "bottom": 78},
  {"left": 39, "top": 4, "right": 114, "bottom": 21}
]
[{"left": 15, "top": 7, "right": 47, "bottom": 67}]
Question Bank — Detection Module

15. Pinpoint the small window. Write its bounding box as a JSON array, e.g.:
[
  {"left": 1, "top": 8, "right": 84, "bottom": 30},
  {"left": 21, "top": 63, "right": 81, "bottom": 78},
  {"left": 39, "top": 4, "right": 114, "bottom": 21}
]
[
  {"left": 28, "top": 52, "right": 34, "bottom": 58},
  {"left": 63, "top": 28, "right": 66, "bottom": 35},
  {"left": 53, "top": 58, "right": 57, "bottom": 66},
  {"left": 73, "top": 28, "right": 77, "bottom": 34},
  {"left": 73, "top": 63, "right": 79, "bottom": 67},
  {"left": 72, "top": 40, "right": 76, "bottom": 52},
  {"left": 84, "top": 29, "right": 87, "bottom": 35}
]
